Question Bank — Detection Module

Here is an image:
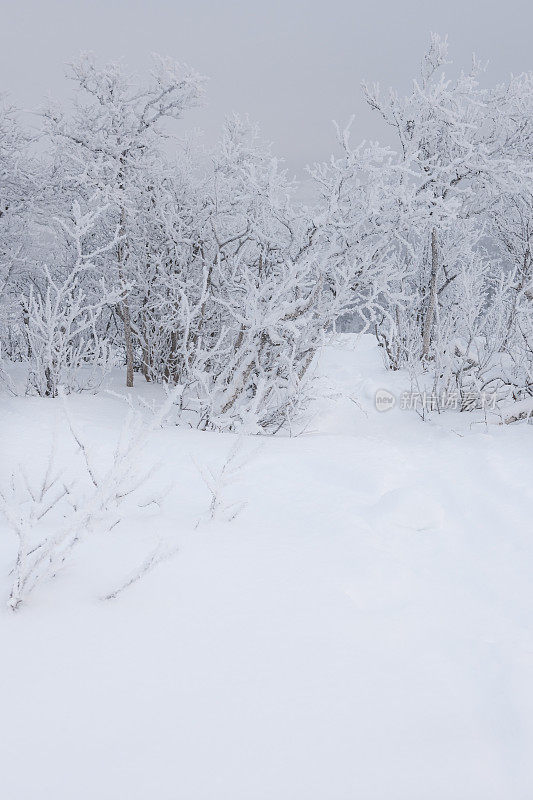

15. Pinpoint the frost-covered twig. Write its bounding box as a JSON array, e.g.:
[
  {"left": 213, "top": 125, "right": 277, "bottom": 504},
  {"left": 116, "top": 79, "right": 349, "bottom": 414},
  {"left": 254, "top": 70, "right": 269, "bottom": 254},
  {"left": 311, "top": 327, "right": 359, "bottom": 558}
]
[
  {"left": 0, "top": 385, "right": 182, "bottom": 609},
  {"left": 193, "top": 438, "right": 259, "bottom": 527},
  {"left": 102, "top": 540, "right": 179, "bottom": 601}
]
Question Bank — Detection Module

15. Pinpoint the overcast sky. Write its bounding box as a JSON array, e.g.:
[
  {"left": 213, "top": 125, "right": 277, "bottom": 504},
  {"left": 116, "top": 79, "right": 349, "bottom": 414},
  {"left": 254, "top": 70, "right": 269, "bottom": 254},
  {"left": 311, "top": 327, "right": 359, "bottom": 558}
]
[{"left": 1, "top": 0, "right": 531, "bottom": 176}]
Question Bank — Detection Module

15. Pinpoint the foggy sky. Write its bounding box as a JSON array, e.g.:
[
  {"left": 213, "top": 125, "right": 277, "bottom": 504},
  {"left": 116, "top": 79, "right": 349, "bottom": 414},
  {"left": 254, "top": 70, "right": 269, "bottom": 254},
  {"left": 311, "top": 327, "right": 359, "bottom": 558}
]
[{"left": 1, "top": 0, "right": 531, "bottom": 176}]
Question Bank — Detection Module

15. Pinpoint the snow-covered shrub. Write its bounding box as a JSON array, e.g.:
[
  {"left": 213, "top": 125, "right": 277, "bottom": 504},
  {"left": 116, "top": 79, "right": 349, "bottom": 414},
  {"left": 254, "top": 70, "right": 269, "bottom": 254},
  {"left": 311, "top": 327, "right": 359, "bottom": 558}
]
[
  {"left": 132, "top": 116, "right": 352, "bottom": 431},
  {"left": 355, "top": 34, "right": 533, "bottom": 416},
  {"left": 0, "top": 387, "right": 180, "bottom": 610},
  {"left": 43, "top": 53, "right": 207, "bottom": 388},
  {"left": 23, "top": 203, "right": 120, "bottom": 397},
  {"left": 0, "top": 98, "right": 34, "bottom": 365}
]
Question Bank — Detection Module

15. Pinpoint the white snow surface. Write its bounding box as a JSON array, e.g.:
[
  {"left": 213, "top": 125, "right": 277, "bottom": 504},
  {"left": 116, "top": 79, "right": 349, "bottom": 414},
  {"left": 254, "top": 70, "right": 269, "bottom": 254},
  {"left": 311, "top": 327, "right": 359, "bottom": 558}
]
[{"left": 1, "top": 334, "right": 533, "bottom": 799}]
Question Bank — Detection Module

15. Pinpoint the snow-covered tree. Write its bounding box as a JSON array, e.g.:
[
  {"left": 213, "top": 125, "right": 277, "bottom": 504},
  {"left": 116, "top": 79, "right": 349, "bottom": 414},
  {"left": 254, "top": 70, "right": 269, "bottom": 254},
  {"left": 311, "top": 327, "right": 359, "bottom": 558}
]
[
  {"left": 23, "top": 200, "right": 122, "bottom": 397},
  {"left": 359, "top": 34, "right": 533, "bottom": 410},
  {"left": 43, "top": 54, "right": 207, "bottom": 386},
  {"left": 0, "top": 98, "right": 34, "bottom": 359}
]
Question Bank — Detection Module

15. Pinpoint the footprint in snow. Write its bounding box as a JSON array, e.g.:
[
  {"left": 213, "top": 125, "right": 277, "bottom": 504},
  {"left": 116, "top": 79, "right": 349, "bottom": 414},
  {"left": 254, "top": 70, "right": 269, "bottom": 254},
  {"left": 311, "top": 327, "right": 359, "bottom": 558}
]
[{"left": 368, "top": 487, "right": 444, "bottom": 532}]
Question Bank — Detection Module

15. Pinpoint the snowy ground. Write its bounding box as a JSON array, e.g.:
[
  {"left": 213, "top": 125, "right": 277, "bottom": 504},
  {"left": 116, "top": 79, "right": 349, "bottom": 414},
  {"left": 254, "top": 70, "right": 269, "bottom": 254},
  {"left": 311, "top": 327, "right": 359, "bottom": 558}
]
[{"left": 1, "top": 335, "right": 533, "bottom": 800}]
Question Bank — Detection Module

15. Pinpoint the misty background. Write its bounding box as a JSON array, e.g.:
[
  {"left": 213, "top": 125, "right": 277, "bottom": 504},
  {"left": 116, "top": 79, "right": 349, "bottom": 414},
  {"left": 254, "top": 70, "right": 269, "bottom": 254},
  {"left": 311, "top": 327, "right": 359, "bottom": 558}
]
[{"left": 1, "top": 0, "right": 531, "bottom": 177}]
